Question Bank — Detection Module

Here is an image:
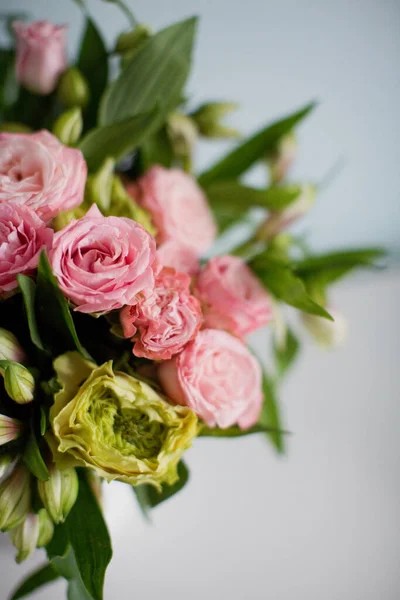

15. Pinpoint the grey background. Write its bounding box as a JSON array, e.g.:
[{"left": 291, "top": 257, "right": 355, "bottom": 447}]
[{"left": 0, "top": 1, "right": 399, "bottom": 599}]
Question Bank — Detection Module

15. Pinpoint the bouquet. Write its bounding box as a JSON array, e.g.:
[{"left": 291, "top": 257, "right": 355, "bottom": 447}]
[{"left": 0, "top": 2, "right": 383, "bottom": 599}]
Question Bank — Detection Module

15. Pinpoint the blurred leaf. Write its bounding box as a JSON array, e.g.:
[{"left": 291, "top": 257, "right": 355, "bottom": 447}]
[
  {"left": 99, "top": 18, "right": 197, "bottom": 126},
  {"left": 9, "top": 563, "right": 59, "bottom": 600},
  {"left": 23, "top": 425, "right": 49, "bottom": 482},
  {"left": 250, "top": 253, "right": 332, "bottom": 320},
  {"left": 79, "top": 109, "right": 158, "bottom": 170},
  {"left": 0, "top": 48, "right": 17, "bottom": 113},
  {"left": 132, "top": 485, "right": 151, "bottom": 521},
  {"left": 199, "top": 423, "right": 285, "bottom": 437},
  {"left": 77, "top": 18, "right": 108, "bottom": 130},
  {"left": 17, "top": 275, "right": 46, "bottom": 352},
  {"left": 274, "top": 328, "right": 300, "bottom": 378},
  {"left": 198, "top": 102, "right": 316, "bottom": 186},
  {"left": 66, "top": 471, "right": 112, "bottom": 600},
  {"left": 140, "top": 126, "right": 174, "bottom": 170},
  {"left": 259, "top": 372, "right": 284, "bottom": 453},
  {"left": 133, "top": 461, "right": 189, "bottom": 510}
]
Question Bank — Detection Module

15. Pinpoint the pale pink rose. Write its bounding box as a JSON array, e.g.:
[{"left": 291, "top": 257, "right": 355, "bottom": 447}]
[
  {"left": 127, "top": 166, "right": 217, "bottom": 254},
  {"left": 159, "top": 329, "right": 263, "bottom": 429},
  {"left": 121, "top": 267, "right": 202, "bottom": 360},
  {"left": 0, "top": 204, "right": 53, "bottom": 295},
  {"left": 13, "top": 20, "right": 67, "bottom": 95},
  {"left": 157, "top": 241, "right": 200, "bottom": 276},
  {"left": 49, "top": 205, "right": 157, "bottom": 314},
  {"left": 0, "top": 130, "right": 87, "bottom": 223},
  {"left": 194, "top": 255, "right": 272, "bottom": 337}
]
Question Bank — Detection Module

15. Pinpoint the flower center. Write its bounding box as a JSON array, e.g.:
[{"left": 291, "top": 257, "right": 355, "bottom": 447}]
[{"left": 113, "top": 408, "right": 167, "bottom": 460}]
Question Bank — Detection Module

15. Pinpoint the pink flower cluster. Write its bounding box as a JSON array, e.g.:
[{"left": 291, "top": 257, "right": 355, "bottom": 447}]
[{"left": 0, "top": 129, "right": 271, "bottom": 431}]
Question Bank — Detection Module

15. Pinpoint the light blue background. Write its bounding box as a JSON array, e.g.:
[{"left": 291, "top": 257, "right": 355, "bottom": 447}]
[{"left": 1, "top": 0, "right": 399, "bottom": 255}]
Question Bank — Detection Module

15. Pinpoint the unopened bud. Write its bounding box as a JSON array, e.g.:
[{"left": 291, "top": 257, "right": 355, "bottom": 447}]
[
  {"left": 37, "top": 465, "right": 78, "bottom": 524},
  {"left": 167, "top": 113, "right": 198, "bottom": 159},
  {"left": 0, "top": 464, "right": 31, "bottom": 531},
  {"left": 0, "top": 455, "right": 14, "bottom": 479},
  {"left": 191, "top": 102, "right": 239, "bottom": 138},
  {"left": 0, "top": 329, "right": 25, "bottom": 363},
  {"left": 111, "top": 176, "right": 155, "bottom": 235},
  {"left": 0, "top": 414, "right": 23, "bottom": 446},
  {"left": 267, "top": 132, "right": 297, "bottom": 184},
  {"left": 57, "top": 67, "right": 90, "bottom": 109},
  {"left": 37, "top": 508, "right": 54, "bottom": 547},
  {"left": 3, "top": 363, "right": 35, "bottom": 404},
  {"left": 116, "top": 24, "right": 151, "bottom": 56},
  {"left": 9, "top": 512, "right": 39, "bottom": 563},
  {"left": 53, "top": 107, "right": 83, "bottom": 146},
  {"left": 302, "top": 309, "right": 348, "bottom": 349},
  {"left": 85, "top": 157, "right": 116, "bottom": 213}
]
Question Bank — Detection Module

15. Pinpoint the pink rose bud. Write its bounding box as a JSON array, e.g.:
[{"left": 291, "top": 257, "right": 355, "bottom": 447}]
[
  {"left": 0, "top": 204, "right": 53, "bottom": 295},
  {"left": 121, "top": 267, "right": 203, "bottom": 361},
  {"left": 0, "top": 415, "right": 22, "bottom": 446},
  {"left": 0, "top": 130, "right": 87, "bottom": 223},
  {"left": 157, "top": 241, "right": 200, "bottom": 276},
  {"left": 194, "top": 255, "right": 272, "bottom": 337},
  {"left": 50, "top": 204, "right": 157, "bottom": 314},
  {"left": 13, "top": 21, "right": 67, "bottom": 96},
  {"left": 127, "top": 166, "right": 217, "bottom": 255},
  {"left": 159, "top": 329, "right": 263, "bottom": 430}
]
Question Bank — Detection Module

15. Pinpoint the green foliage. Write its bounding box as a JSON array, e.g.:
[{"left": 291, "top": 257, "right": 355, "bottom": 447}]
[
  {"left": 198, "top": 423, "right": 283, "bottom": 437},
  {"left": 259, "top": 373, "right": 285, "bottom": 453},
  {"left": 133, "top": 461, "right": 189, "bottom": 511},
  {"left": 274, "top": 328, "right": 300, "bottom": 378},
  {"left": 140, "top": 126, "right": 174, "bottom": 170},
  {"left": 198, "top": 102, "right": 315, "bottom": 186},
  {"left": 9, "top": 563, "right": 59, "bottom": 600},
  {"left": 17, "top": 275, "right": 46, "bottom": 352},
  {"left": 22, "top": 424, "right": 49, "bottom": 481},
  {"left": 99, "top": 18, "right": 197, "bottom": 127},
  {"left": 79, "top": 109, "right": 158, "bottom": 170}
]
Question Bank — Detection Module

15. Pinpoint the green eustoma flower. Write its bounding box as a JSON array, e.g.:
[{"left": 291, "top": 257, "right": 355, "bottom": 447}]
[{"left": 48, "top": 353, "right": 197, "bottom": 489}]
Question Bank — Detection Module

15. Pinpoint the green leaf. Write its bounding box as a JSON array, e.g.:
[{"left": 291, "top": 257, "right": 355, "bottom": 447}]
[
  {"left": 198, "top": 102, "right": 316, "bottom": 187},
  {"left": 140, "top": 126, "right": 174, "bottom": 170},
  {"left": 9, "top": 563, "right": 59, "bottom": 600},
  {"left": 259, "top": 373, "right": 284, "bottom": 453},
  {"left": 132, "top": 485, "right": 151, "bottom": 521},
  {"left": 51, "top": 547, "right": 94, "bottom": 600},
  {"left": 66, "top": 471, "right": 112, "bottom": 600},
  {"left": 99, "top": 17, "right": 197, "bottom": 126},
  {"left": 250, "top": 253, "right": 332, "bottom": 320},
  {"left": 135, "top": 461, "right": 189, "bottom": 509},
  {"left": 294, "top": 247, "right": 386, "bottom": 285},
  {"left": 77, "top": 18, "right": 108, "bottom": 130},
  {"left": 198, "top": 423, "right": 284, "bottom": 437},
  {"left": 0, "top": 48, "right": 17, "bottom": 113},
  {"left": 17, "top": 275, "right": 45, "bottom": 352},
  {"left": 79, "top": 109, "right": 158, "bottom": 171},
  {"left": 35, "top": 251, "right": 85, "bottom": 356},
  {"left": 23, "top": 425, "right": 49, "bottom": 482},
  {"left": 40, "top": 406, "right": 48, "bottom": 436},
  {"left": 46, "top": 524, "right": 69, "bottom": 560},
  {"left": 274, "top": 328, "right": 300, "bottom": 378}
]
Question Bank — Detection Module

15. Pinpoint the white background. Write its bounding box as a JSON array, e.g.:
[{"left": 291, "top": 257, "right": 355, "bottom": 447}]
[{"left": 0, "top": 1, "right": 399, "bottom": 598}]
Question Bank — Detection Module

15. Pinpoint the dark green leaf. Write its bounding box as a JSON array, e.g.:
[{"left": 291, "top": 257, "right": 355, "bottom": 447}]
[
  {"left": 17, "top": 275, "right": 45, "bottom": 352},
  {"left": 40, "top": 406, "right": 48, "bottom": 436},
  {"left": 51, "top": 547, "right": 94, "bottom": 600},
  {"left": 250, "top": 253, "right": 332, "bottom": 320},
  {"left": 259, "top": 373, "right": 284, "bottom": 453},
  {"left": 99, "top": 17, "right": 197, "bottom": 126},
  {"left": 23, "top": 426, "right": 49, "bottom": 482},
  {"left": 136, "top": 461, "right": 189, "bottom": 509},
  {"left": 66, "top": 472, "right": 112, "bottom": 600},
  {"left": 274, "top": 328, "right": 300, "bottom": 378},
  {"left": 9, "top": 563, "right": 59, "bottom": 600},
  {"left": 0, "top": 48, "right": 17, "bottom": 113},
  {"left": 132, "top": 485, "right": 151, "bottom": 521},
  {"left": 79, "top": 109, "right": 158, "bottom": 170},
  {"left": 46, "top": 524, "right": 69, "bottom": 560},
  {"left": 77, "top": 18, "right": 108, "bottom": 130},
  {"left": 198, "top": 102, "right": 316, "bottom": 187},
  {"left": 36, "top": 251, "right": 85, "bottom": 356},
  {"left": 140, "top": 126, "right": 174, "bottom": 170},
  {"left": 198, "top": 423, "right": 285, "bottom": 437}
]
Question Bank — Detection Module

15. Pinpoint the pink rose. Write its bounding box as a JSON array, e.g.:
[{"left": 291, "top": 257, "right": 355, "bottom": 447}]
[
  {"left": 0, "top": 203, "right": 53, "bottom": 294},
  {"left": 194, "top": 255, "right": 272, "bottom": 337},
  {"left": 121, "top": 267, "right": 202, "bottom": 360},
  {"left": 49, "top": 205, "right": 157, "bottom": 314},
  {"left": 159, "top": 329, "right": 263, "bottom": 429},
  {"left": 0, "top": 130, "right": 87, "bottom": 223},
  {"left": 127, "top": 166, "right": 217, "bottom": 254},
  {"left": 13, "top": 20, "right": 67, "bottom": 95},
  {"left": 157, "top": 241, "right": 200, "bottom": 276}
]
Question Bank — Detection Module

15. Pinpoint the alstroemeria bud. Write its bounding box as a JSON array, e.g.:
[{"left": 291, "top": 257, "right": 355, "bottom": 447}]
[
  {"left": 0, "top": 415, "right": 22, "bottom": 446},
  {"left": 37, "top": 508, "right": 54, "bottom": 547},
  {"left": 3, "top": 363, "right": 35, "bottom": 404},
  {"left": 0, "top": 464, "right": 31, "bottom": 531},
  {"left": 53, "top": 107, "right": 83, "bottom": 146},
  {"left": 257, "top": 183, "right": 316, "bottom": 241},
  {"left": 57, "top": 67, "right": 90, "bottom": 108},
  {"left": 302, "top": 309, "right": 348, "bottom": 349},
  {"left": 0, "top": 455, "right": 13, "bottom": 479},
  {"left": 0, "top": 329, "right": 25, "bottom": 363},
  {"left": 191, "top": 102, "right": 239, "bottom": 138},
  {"left": 9, "top": 512, "right": 39, "bottom": 563},
  {"left": 267, "top": 132, "right": 297, "bottom": 184},
  {"left": 116, "top": 24, "right": 151, "bottom": 55},
  {"left": 37, "top": 465, "right": 78, "bottom": 524},
  {"left": 167, "top": 113, "right": 198, "bottom": 162}
]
